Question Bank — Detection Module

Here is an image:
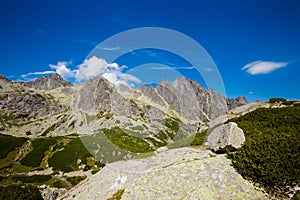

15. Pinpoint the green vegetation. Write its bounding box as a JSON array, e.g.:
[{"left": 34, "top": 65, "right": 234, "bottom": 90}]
[
  {"left": 227, "top": 105, "right": 300, "bottom": 198},
  {"left": 103, "top": 127, "right": 154, "bottom": 153},
  {"left": 21, "top": 138, "right": 56, "bottom": 167},
  {"left": 66, "top": 176, "right": 86, "bottom": 186},
  {"left": 12, "top": 175, "right": 52, "bottom": 183},
  {"left": 0, "top": 184, "right": 43, "bottom": 200},
  {"left": 191, "top": 130, "right": 207, "bottom": 146},
  {"left": 48, "top": 138, "right": 93, "bottom": 172},
  {"left": 0, "top": 134, "right": 27, "bottom": 159},
  {"left": 164, "top": 117, "right": 180, "bottom": 132},
  {"left": 49, "top": 178, "right": 70, "bottom": 189},
  {"left": 107, "top": 189, "right": 124, "bottom": 200},
  {"left": 268, "top": 97, "right": 297, "bottom": 106}
]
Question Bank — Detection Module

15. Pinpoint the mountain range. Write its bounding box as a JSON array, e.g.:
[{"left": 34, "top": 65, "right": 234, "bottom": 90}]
[{"left": 0, "top": 73, "right": 247, "bottom": 139}]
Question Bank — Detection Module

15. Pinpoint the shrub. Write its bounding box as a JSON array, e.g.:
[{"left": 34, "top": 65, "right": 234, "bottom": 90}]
[
  {"left": 48, "top": 138, "right": 92, "bottom": 172},
  {"left": 268, "top": 97, "right": 286, "bottom": 103},
  {"left": 66, "top": 176, "right": 86, "bottom": 186},
  {"left": 12, "top": 175, "right": 52, "bottom": 183},
  {"left": 0, "top": 184, "right": 43, "bottom": 200},
  {"left": 0, "top": 134, "right": 27, "bottom": 159},
  {"left": 21, "top": 138, "right": 56, "bottom": 167},
  {"left": 227, "top": 105, "right": 300, "bottom": 198},
  {"left": 107, "top": 189, "right": 124, "bottom": 200}
]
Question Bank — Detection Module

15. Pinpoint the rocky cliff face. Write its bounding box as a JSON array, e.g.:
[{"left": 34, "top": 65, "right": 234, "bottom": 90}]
[{"left": 0, "top": 74, "right": 247, "bottom": 138}]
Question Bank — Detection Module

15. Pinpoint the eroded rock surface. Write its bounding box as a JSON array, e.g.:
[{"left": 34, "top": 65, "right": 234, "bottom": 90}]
[{"left": 61, "top": 147, "right": 267, "bottom": 200}]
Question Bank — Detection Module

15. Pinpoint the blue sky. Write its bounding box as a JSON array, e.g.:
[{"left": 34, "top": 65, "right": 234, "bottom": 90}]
[{"left": 0, "top": 0, "right": 299, "bottom": 102}]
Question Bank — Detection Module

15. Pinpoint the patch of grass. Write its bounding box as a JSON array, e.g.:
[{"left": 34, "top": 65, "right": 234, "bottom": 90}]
[
  {"left": 191, "top": 130, "right": 207, "bottom": 146},
  {"left": 107, "top": 189, "right": 124, "bottom": 200},
  {"left": 21, "top": 138, "right": 56, "bottom": 167},
  {"left": 0, "top": 115, "right": 16, "bottom": 122},
  {"left": 0, "top": 134, "right": 27, "bottom": 159},
  {"left": 0, "top": 184, "right": 43, "bottom": 200},
  {"left": 48, "top": 138, "right": 92, "bottom": 172},
  {"left": 103, "top": 127, "right": 154, "bottom": 153},
  {"left": 48, "top": 178, "right": 70, "bottom": 189},
  {"left": 66, "top": 176, "right": 86, "bottom": 186},
  {"left": 164, "top": 117, "right": 180, "bottom": 132},
  {"left": 227, "top": 105, "right": 300, "bottom": 198}
]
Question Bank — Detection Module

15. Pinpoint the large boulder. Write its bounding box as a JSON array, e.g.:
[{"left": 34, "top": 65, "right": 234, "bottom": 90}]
[{"left": 207, "top": 122, "right": 245, "bottom": 153}]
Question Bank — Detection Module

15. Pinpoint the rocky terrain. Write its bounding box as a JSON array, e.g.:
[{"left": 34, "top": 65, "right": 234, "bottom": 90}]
[
  {"left": 4, "top": 73, "right": 299, "bottom": 200},
  {"left": 60, "top": 147, "right": 268, "bottom": 200}
]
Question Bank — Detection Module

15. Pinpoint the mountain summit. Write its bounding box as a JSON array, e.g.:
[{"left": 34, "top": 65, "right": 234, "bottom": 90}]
[{"left": 23, "top": 73, "right": 73, "bottom": 90}]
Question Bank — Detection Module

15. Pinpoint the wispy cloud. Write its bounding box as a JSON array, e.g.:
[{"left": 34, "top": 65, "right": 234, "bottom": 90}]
[
  {"left": 242, "top": 60, "right": 288, "bottom": 75},
  {"left": 248, "top": 91, "right": 254, "bottom": 94},
  {"left": 149, "top": 66, "right": 195, "bottom": 70},
  {"left": 21, "top": 70, "right": 55, "bottom": 78},
  {"left": 100, "top": 47, "right": 120, "bottom": 51},
  {"left": 75, "top": 39, "right": 98, "bottom": 46}
]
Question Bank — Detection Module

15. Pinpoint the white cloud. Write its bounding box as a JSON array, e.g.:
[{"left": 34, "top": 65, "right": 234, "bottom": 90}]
[
  {"left": 75, "top": 57, "right": 108, "bottom": 82},
  {"left": 103, "top": 71, "right": 141, "bottom": 88},
  {"left": 49, "top": 61, "right": 75, "bottom": 79},
  {"left": 248, "top": 91, "right": 254, "bottom": 94},
  {"left": 75, "top": 56, "right": 140, "bottom": 87},
  {"left": 20, "top": 56, "right": 141, "bottom": 87},
  {"left": 242, "top": 60, "right": 288, "bottom": 75}
]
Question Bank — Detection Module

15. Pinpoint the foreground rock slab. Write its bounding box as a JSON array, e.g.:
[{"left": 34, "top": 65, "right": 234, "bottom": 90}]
[{"left": 60, "top": 147, "right": 267, "bottom": 200}]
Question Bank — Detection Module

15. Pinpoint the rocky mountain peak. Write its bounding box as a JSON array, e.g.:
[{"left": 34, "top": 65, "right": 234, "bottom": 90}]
[
  {"left": 24, "top": 73, "right": 73, "bottom": 90},
  {"left": 227, "top": 96, "right": 248, "bottom": 110},
  {"left": 0, "top": 74, "right": 10, "bottom": 82},
  {"left": 0, "top": 74, "right": 13, "bottom": 91},
  {"left": 236, "top": 96, "right": 248, "bottom": 104}
]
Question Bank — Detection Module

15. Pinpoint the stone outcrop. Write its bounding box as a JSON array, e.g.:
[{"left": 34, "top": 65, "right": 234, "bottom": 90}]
[
  {"left": 207, "top": 122, "right": 245, "bottom": 153},
  {"left": 60, "top": 147, "right": 267, "bottom": 200},
  {"left": 23, "top": 73, "right": 72, "bottom": 90}
]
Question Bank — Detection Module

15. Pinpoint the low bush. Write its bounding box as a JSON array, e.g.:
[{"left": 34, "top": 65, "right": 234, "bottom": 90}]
[
  {"left": 66, "top": 176, "right": 86, "bottom": 186},
  {"left": 227, "top": 105, "right": 300, "bottom": 198},
  {"left": 0, "top": 184, "right": 42, "bottom": 200},
  {"left": 12, "top": 175, "right": 52, "bottom": 183},
  {"left": 21, "top": 138, "right": 56, "bottom": 167},
  {"left": 48, "top": 138, "right": 92, "bottom": 172},
  {"left": 0, "top": 134, "right": 26, "bottom": 159}
]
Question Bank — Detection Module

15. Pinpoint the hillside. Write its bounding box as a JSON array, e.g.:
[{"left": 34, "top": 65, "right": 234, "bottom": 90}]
[{"left": 0, "top": 74, "right": 299, "bottom": 199}]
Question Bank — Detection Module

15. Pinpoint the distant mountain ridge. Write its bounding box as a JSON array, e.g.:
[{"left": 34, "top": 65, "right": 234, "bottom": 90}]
[{"left": 0, "top": 73, "right": 247, "bottom": 139}]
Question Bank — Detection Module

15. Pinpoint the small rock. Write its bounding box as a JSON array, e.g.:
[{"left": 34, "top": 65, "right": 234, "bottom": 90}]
[{"left": 154, "top": 146, "right": 168, "bottom": 155}]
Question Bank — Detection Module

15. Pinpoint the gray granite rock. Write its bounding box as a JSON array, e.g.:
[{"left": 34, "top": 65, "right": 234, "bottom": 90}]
[{"left": 207, "top": 122, "right": 245, "bottom": 153}]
